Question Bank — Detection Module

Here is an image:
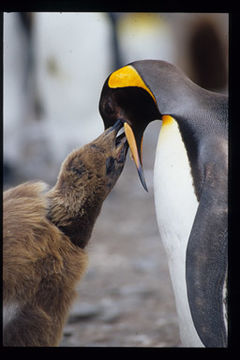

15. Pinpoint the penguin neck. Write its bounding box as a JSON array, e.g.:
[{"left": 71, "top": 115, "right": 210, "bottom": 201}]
[
  {"left": 135, "top": 59, "right": 228, "bottom": 128},
  {"left": 167, "top": 112, "right": 203, "bottom": 200},
  {"left": 158, "top": 76, "right": 227, "bottom": 126},
  {"left": 161, "top": 88, "right": 227, "bottom": 200},
  {"left": 46, "top": 186, "right": 102, "bottom": 248}
]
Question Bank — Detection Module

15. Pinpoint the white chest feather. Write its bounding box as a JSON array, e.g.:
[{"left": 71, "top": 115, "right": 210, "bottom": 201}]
[{"left": 153, "top": 117, "right": 203, "bottom": 347}]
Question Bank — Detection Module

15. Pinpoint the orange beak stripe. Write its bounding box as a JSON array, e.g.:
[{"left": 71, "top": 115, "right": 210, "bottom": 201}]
[
  {"left": 124, "top": 122, "right": 148, "bottom": 191},
  {"left": 124, "top": 122, "right": 141, "bottom": 169}
]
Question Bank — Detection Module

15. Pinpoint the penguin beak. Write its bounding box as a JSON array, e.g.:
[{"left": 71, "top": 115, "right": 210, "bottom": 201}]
[{"left": 123, "top": 122, "right": 148, "bottom": 192}]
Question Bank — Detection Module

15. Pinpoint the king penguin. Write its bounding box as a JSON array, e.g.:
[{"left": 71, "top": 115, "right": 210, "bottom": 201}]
[{"left": 99, "top": 60, "right": 228, "bottom": 347}]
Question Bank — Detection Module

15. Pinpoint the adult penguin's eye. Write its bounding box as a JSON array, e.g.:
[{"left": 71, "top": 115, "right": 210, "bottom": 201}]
[{"left": 104, "top": 101, "right": 114, "bottom": 115}]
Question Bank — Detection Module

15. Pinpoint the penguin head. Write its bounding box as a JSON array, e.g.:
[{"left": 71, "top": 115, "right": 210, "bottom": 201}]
[
  {"left": 99, "top": 64, "right": 161, "bottom": 191},
  {"left": 57, "top": 120, "right": 128, "bottom": 201}
]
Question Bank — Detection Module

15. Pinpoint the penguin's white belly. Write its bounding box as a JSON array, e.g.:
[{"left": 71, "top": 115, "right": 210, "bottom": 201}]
[{"left": 153, "top": 117, "right": 203, "bottom": 347}]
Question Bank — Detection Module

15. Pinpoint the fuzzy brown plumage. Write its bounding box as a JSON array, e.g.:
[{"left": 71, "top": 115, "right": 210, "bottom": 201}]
[{"left": 3, "top": 125, "right": 127, "bottom": 346}]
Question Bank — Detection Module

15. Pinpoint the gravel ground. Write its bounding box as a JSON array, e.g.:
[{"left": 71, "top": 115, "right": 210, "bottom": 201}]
[{"left": 4, "top": 121, "right": 180, "bottom": 347}]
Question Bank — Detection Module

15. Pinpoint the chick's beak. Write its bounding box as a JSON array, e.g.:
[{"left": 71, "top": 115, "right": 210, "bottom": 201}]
[{"left": 123, "top": 122, "right": 148, "bottom": 192}]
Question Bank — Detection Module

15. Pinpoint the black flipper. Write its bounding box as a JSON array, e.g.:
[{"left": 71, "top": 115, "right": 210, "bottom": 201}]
[{"left": 186, "top": 137, "right": 228, "bottom": 347}]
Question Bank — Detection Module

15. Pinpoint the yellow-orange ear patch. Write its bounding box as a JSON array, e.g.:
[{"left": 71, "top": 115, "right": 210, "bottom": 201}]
[{"left": 108, "top": 65, "right": 156, "bottom": 104}]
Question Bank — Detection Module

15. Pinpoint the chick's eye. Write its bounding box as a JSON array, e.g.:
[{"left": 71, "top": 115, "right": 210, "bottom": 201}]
[{"left": 106, "top": 156, "right": 115, "bottom": 175}]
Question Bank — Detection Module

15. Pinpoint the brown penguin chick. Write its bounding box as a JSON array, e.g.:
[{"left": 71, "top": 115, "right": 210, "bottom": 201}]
[{"left": 3, "top": 121, "right": 127, "bottom": 347}]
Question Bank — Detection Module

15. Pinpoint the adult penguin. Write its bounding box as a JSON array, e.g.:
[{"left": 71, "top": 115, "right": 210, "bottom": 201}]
[{"left": 99, "top": 60, "right": 228, "bottom": 347}]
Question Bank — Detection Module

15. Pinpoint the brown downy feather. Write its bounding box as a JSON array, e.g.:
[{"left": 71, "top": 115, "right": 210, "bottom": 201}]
[{"left": 3, "top": 125, "right": 127, "bottom": 346}]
